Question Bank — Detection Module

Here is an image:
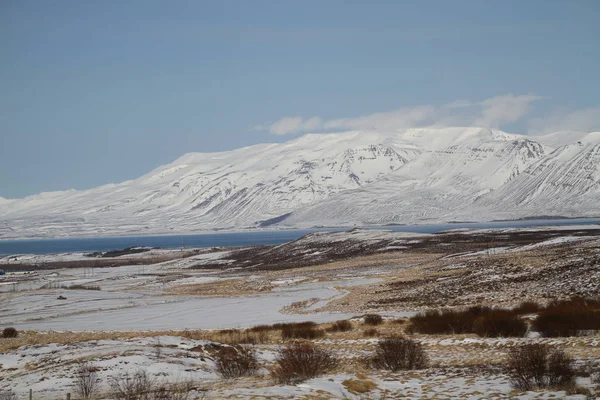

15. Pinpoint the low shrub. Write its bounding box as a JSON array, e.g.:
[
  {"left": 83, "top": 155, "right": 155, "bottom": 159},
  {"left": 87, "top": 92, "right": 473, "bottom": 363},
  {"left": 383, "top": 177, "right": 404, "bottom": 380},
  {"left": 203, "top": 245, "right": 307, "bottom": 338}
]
[
  {"left": 272, "top": 341, "right": 338, "bottom": 384},
  {"left": 215, "top": 345, "right": 260, "bottom": 379},
  {"left": 473, "top": 310, "right": 528, "bottom": 337},
  {"left": 215, "top": 329, "right": 269, "bottom": 344},
  {"left": 363, "top": 314, "right": 384, "bottom": 326},
  {"left": 409, "top": 307, "right": 527, "bottom": 337},
  {"left": 74, "top": 362, "right": 101, "bottom": 399},
  {"left": 2, "top": 327, "right": 17, "bottom": 338},
  {"left": 327, "top": 320, "right": 353, "bottom": 332},
  {"left": 272, "top": 321, "right": 316, "bottom": 330},
  {"left": 547, "top": 350, "right": 576, "bottom": 388},
  {"left": 534, "top": 309, "right": 600, "bottom": 337},
  {"left": 371, "top": 336, "right": 428, "bottom": 371},
  {"left": 408, "top": 309, "right": 476, "bottom": 334},
  {"left": 281, "top": 323, "right": 325, "bottom": 340},
  {"left": 506, "top": 343, "right": 575, "bottom": 391}
]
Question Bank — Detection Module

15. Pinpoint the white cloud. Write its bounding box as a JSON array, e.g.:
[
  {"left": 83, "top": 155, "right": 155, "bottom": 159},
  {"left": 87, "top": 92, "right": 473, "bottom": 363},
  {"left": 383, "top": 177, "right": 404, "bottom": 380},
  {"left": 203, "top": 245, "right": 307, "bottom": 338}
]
[
  {"left": 528, "top": 106, "right": 600, "bottom": 134},
  {"left": 474, "top": 94, "right": 543, "bottom": 128},
  {"left": 322, "top": 106, "right": 435, "bottom": 131},
  {"left": 256, "top": 94, "right": 543, "bottom": 135}
]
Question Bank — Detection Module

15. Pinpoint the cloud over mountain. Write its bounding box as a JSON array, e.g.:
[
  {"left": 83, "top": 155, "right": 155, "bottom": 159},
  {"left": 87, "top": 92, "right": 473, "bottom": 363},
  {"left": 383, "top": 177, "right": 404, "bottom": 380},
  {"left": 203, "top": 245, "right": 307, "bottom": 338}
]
[{"left": 256, "top": 94, "right": 543, "bottom": 135}]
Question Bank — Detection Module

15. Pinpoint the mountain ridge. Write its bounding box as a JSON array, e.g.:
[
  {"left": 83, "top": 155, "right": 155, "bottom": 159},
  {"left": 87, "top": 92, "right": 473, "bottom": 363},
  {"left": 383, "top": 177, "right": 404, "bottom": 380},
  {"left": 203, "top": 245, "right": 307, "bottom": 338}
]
[{"left": 1, "top": 127, "right": 598, "bottom": 239}]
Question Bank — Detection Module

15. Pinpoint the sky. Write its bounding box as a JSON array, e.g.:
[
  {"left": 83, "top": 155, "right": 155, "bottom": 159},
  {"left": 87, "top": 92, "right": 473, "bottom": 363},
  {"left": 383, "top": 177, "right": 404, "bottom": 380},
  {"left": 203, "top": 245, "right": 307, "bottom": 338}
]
[{"left": 1, "top": 0, "right": 599, "bottom": 199}]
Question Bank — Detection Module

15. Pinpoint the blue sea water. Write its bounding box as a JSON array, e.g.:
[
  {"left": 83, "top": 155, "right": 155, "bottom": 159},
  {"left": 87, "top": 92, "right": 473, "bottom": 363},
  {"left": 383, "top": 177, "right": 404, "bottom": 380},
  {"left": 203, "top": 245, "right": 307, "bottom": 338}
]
[{"left": 0, "top": 218, "right": 599, "bottom": 256}]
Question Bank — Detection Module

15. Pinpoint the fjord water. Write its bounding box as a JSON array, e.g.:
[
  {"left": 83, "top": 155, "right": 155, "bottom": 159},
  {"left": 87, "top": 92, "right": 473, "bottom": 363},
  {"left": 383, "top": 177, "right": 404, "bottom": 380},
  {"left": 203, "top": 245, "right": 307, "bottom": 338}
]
[{"left": 1, "top": 218, "right": 599, "bottom": 256}]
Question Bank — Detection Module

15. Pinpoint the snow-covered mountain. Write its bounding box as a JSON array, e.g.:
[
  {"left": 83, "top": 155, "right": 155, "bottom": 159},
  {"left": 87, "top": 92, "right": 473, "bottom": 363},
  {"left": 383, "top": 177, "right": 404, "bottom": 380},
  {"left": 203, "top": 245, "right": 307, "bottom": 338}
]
[
  {"left": 282, "top": 129, "right": 551, "bottom": 227},
  {"left": 466, "top": 131, "right": 600, "bottom": 220},
  {"left": 1, "top": 127, "right": 598, "bottom": 239}
]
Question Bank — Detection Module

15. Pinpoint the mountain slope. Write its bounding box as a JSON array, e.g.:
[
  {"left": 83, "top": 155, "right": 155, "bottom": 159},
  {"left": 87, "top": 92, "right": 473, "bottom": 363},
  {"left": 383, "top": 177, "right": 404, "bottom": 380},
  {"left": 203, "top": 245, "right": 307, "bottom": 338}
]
[
  {"left": 0, "top": 130, "right": 421, "bottom": 238},
  {"left": 0, "top": 128, "right": 598, "bottom": 239},
  {"left": 282, "top": 131, "right": 549, "bottom": 227},
  {"left": 465, "top": 132, "right": 600, "bottom": 220}
]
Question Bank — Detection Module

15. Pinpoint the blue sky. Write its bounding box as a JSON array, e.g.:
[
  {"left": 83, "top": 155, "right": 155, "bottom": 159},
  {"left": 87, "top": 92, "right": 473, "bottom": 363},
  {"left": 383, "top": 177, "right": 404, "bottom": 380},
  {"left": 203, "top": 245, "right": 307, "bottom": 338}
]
[{"left": 1, "top": 0, "right": 599, "bottom": 198}]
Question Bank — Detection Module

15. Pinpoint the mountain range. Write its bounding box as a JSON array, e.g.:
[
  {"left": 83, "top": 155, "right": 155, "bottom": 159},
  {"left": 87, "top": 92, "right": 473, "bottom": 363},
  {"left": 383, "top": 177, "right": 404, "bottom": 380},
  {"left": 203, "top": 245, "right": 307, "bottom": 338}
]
[{"left": 1, "top": 127, "right": 599, "bottom": 239}]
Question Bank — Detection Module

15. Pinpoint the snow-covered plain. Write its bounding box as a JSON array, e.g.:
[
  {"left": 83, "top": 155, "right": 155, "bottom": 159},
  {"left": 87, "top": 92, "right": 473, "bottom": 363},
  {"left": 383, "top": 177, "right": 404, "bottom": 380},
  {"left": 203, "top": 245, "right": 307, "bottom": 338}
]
[
  {"left": 0, "top": 249, "right": 393, "bottom": 331},
  {"left": 1, "top": 127, "right": 599, "bottom": 239},
  {"left": 7, "top": 278, "right": 384, "bottom": 331}
]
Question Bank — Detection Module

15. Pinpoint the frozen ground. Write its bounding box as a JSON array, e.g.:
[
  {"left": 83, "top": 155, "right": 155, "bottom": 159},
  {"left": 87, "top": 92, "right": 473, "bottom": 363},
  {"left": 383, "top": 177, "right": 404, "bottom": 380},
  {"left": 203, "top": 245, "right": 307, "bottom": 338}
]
[
  {"left": 1, "top": 333, "right": 598, "bottom": 399},
  {"left": 0, "top": 256, "right": 383, "bottom": 330}
]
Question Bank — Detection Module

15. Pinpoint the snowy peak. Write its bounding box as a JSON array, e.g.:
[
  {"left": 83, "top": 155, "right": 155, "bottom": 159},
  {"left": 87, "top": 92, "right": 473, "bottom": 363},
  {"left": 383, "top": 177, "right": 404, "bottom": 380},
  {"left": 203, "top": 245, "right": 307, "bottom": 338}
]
[{"left": 478, "top": 137, "right": 600, "bottom": 212}]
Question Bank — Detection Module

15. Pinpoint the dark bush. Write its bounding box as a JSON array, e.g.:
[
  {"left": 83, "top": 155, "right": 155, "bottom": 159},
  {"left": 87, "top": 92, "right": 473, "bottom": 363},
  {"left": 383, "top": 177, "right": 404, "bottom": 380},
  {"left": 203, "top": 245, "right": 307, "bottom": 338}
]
[
  {"left": 408, "top": 309, "right": 477, "bottom": 334},
  {"left": 363, "top": 328, "right": 379, "bottom": 337},
  {"left": 272, "top": 321, "right": 316, "bottom": 330},
  {"left": 215, "top": 345, "right": 260, "bottom": 379},
  {"left": 214, "top": 328, "right": 269, "bottom": 345},
  {"left": 327, "top": 320, "right": 353, "bottom": 332},
  {"left": 530, "top": 296, "right": 600, "bottom": 337},
  {"left": 281, "top": 322, "right": 325, "bottom": 340},
  {"left": 272, "top": 341, "right": 338, "bottom": 384},
  {"left": 534, "top": 311, "right": 579, "bottom": 337},
  {"left": 2, "top": 327, "right": 17, "bottom": 338},
  {"left": 547, "top": 350, "right": 576, "bottom": 388},
  {"left": 507, "top": 344, "right": 575, "bottom": 391},
  {"left": 473, "top": 310, "right": 528, "bottom": 338},
  {"left": 534, "top": 310, "right": 600, "bottom": 337},
  {"left": 363, "top": 314, "right": 383, "bottom": 326},
  {"left": 409, "top": 307, "right": 528, "bottom": 337},
  {"left": 371, "top": 336, "right": 428, "bottom": 371}
]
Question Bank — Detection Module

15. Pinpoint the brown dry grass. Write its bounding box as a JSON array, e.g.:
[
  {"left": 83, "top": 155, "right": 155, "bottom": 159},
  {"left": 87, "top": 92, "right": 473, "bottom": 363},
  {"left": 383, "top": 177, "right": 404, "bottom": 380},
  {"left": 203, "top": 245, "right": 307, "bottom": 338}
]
[
  {"left": 0, "top": 328, "right": 280, "bottom": 353},
  {"left": 0, "top": 318, "right": 411, "bottom": 353},
  {"left": 342, "top": 377, "right": 378, "bottom": 394},
  {"left": 169, "top": 277, "right": 273, "bottom": 296}
]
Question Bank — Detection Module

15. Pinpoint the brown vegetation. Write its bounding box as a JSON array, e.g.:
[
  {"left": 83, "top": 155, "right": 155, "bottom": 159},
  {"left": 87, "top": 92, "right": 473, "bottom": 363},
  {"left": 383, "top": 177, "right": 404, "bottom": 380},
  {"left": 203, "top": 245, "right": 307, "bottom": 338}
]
[
  {"left": 2, "top": 327, "right": 17, "bottom": 338},
  {"left": 408, "top": 307, "right": 527, "bottom": 337},
  {"left": 370, "top": 336, "right": 428, "bottom": 371},
  {"left": 363, "top": 314, "right": 384, "bottom": 326},
  {"left": 272, "top": 341, "right": 338, "bottom": 384},
  {"left": 327, "top": 320, "right": 353, "bottom": 332},
  {"left": 215, "top": 345, "right": 260, "bottom": 379},
  {"left": 533, "top": 297, "right": 600, "bottom": 337},
  {"left": 506, "top": 344, "right": 575, "bottom": 391}
]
